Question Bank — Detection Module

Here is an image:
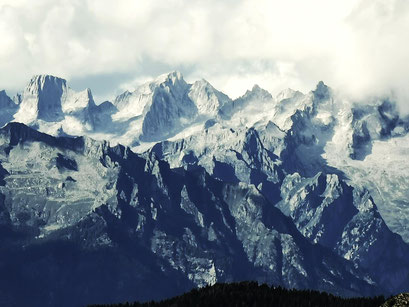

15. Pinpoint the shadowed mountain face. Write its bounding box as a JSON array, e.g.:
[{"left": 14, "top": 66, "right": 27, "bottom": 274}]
[
  {"left": 0, "top": 90, "right": 18, "bottom": 127},
  {"left": 0, "top": 123, "right": 381, "bottom": 307},
  {"left": 1, "top": 73, "right": 409, "bottom": 306}
]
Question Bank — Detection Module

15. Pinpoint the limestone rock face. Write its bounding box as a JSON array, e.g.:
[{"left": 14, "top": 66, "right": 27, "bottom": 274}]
[
  {"left": 12, "top": 74, "right": 107, "bottom": 136},
  {"left": 0, "top": 123, "right": 381, "bottom": 307},
  {"left": 15, "top": 75, "right": 67, "bottom": 123},
  {"left": 2, "top": 73, "right": 409, "bottom": 306}
]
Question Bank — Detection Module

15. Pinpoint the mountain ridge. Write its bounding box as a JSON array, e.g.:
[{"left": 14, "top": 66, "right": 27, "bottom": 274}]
[
  {"left": 0, "top": 122, "right": 384, "bottom": 307},
  {"left": 1, "top": 72, "right": 409, "bottom": 306}
]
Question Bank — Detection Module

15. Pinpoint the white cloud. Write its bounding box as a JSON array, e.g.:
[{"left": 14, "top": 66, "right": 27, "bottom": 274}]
[
  {"left": 1, "top": 0, "right": 408, "bottom": 112},
  {"left": 332, "top": 0, "right": 409, "bottom": 113}
]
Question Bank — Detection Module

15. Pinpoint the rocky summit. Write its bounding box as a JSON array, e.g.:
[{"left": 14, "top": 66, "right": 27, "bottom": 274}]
[{"left": 0, "top": 72, "right": 409, "bottom": 306}]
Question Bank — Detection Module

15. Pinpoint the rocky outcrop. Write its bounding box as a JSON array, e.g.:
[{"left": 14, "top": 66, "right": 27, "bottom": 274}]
[
  {"left": 381, "top": 293, "right": 409, "bottom": 307},
  {"left": 277, "top": 172, "right": 409, "bottom": 293},
  {"left": 0, "top": 123, "right": 381, "bottom": 307},
  {"left": 2, "top": 72, "right": 409, "bottom": 305},
  {"left": 0, "top": 90, "right": 18, "bottom": 127},
  {"left": 14, "top": 75, "right": 67, "bottom": 122}
]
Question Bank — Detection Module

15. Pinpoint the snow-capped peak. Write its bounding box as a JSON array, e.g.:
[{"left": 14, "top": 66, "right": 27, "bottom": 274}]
[
  {"left": 10, "top": 75, "right": 100, "bottom": 137},
  {"left": 276, "top": 88, "right": 303, "bottom": 102},
  {"left": 25, "top": 75, "right": 67, "bottom": 94},
  {"left": 242, "top": 84, "right": 273, "bottom": 102},
  {"left": 152, "top": 71, "right": 186, "bottom": 88},
  {"left": 62, "top": 87, "right": 95, "bottom": 113},
  {"left": 188, "top": 79, "right": 231, "bottom": 117},
  {"left": 2, "top": 72, "right": 409, "bottom": 303},
  {"left": 113, "top": 71, "right": 188, "bottom": 118}
]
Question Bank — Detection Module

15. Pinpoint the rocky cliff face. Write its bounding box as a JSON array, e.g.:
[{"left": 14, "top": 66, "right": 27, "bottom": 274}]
[
  {"left": 0, "top": 123, "right": 380, "bottom": 307},
  {"left": 0, "top": 90, "right": 18, "bottom": 127},
  {"left": 1, "top": 72, "right": 409, "bottom": 306},
  {"left": 277, "top": 172, "right": 409, "bottom": 294},
  {"left": 10, "top": 75, "right": 115, "bottom": 137},
  {"left": 14, "top": 75, "right": 67, "bottom": 123}
]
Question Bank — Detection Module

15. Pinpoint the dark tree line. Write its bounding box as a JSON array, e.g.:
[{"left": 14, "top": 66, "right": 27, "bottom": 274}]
[{"left": 89, "top": 281, "right": 386, "bottom": 307}]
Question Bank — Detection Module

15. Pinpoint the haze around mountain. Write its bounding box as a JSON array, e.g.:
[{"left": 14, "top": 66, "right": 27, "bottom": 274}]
[{"left": 1, "top": 0, "right": 409, "bottom": 114}]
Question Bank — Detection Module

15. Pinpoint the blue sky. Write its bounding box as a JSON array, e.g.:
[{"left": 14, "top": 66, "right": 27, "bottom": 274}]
[{"left": 1, "top": 0, "right": 409, "bottom": 113}]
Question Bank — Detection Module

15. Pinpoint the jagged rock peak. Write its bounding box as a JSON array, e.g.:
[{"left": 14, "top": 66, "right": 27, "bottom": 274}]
[
  {"left": 313, "top": 81, "right": 331, "bottom": 100},
  {"left": 63, "top": 87, "right": 95, "bottom": 113},
  {"left": 0, "top": 89, "right": 9, "bottom": 98},
  {"left": 276, "top": 88, "right": 303, "bottom": 101},
  {"left": 190, "top": 78, "right": 230, "bottom": 99},
  {"left": 25, "top": 74, "right": 68, "bottom": 94},
  {"left": 13, "top": 74, "right": 70, "bottom": 123},
  {"left": 192, "top": 78, "right": 213, "bottom": 88},
  {"left": 189, "top": 79, "right": 231, "bottom": 117},
  {"left": 243, "top": 84, "right": 273, "bottom": 101},
  {"left": 114, "top": 90, "right": 131, "bottom": 104},
  {"left": 153, "top": 71, "right": 186, "bottom": 88},
  {"left": 112, "top": 71, "right": 190, "bottom": 122},
  {"left": 0, "top": 90, "right": 17, "bottom": 108}
]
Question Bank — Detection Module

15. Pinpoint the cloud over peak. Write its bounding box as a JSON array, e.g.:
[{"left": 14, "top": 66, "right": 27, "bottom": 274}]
[{"left": 1, "top": 0, "right": 408, "bottom": 113}]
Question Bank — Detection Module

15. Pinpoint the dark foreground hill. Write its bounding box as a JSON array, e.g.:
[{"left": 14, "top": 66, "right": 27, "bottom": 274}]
[
  {"left": 89, "top": 282, "right": 386, "bottom": 307},
  {"left": 381, "top": 293, "right": 409, "bottom": 306}
]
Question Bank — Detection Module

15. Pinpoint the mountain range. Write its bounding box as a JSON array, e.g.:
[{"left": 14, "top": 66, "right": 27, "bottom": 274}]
[{"left": 0, "top": 72, "right": 408, "bottom": 306}]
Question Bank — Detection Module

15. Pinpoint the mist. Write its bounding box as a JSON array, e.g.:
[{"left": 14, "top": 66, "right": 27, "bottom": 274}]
[{"left": 1, "top": 0, "right": 408, "bottom": 113}]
